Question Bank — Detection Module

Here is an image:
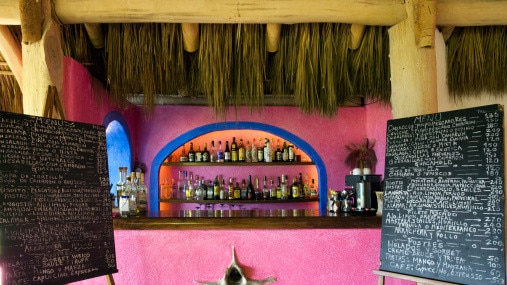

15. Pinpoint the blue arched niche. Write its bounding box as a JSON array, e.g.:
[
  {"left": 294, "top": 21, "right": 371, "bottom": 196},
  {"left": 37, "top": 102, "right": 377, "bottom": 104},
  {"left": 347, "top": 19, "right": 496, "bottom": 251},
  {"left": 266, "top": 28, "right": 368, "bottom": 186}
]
[
  {"left": 149, "top": 122, "right": 328, "bottom": 213},
  {"left": 103, "top": 111, "right": 133, "bottom": 204}
]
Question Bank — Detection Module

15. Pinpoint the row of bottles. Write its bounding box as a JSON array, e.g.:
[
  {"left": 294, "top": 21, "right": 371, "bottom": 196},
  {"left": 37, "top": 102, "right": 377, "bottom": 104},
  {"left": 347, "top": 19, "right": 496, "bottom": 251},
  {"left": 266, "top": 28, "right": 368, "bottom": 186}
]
[
  {"left": 116, "top": 167, "right": 148, "bottom": 217},
  {"left": 178, "top": 137, "right": 300, "bottom": 163},
  {"left": 160, "top": 171, "right": 318, "bottom": 201}
]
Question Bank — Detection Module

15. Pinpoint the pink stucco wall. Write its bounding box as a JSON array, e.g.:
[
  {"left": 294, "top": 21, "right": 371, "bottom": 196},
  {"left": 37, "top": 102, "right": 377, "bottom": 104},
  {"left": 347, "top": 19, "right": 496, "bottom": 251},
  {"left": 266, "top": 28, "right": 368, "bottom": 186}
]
[{"left": 62, "top": 58, "right": 414, "bottom": 284}]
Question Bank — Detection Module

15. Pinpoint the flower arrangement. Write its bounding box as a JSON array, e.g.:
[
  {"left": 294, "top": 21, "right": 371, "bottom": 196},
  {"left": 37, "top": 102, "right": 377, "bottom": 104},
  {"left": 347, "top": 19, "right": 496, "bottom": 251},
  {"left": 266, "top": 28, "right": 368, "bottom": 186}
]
[{"left": 344, "top": 138, "right": 377, "bottom": 170}]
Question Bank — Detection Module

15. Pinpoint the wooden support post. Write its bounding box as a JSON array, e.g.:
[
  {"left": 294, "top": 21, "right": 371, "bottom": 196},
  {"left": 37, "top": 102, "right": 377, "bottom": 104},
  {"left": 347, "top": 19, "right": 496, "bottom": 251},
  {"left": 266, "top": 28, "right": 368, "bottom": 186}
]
[
  {"left": 182, "top": 23, "right": 199, "bottom": 52},
  {"left": 22, "top": 0, "right": 64, "bottom": 116},
  {"left": 349, "top": 24, "right": 366, "bottom": 50},
  {"left": 409, "top": 0, "right": 436, "bottom": 48},
  {"left": 266, "top": 23, "right": 281, "bottom": 52}
]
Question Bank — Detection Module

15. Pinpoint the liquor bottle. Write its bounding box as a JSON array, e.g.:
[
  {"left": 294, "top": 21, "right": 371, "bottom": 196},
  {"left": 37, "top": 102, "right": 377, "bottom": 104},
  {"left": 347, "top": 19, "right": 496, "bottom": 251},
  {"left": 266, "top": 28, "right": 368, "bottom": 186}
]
[
  {"left": 247, "top": 175, "right": 255, "bottom": 200},
  {"left": 207, "top": 179, "right": 214, "bottom": 200},
  {"left": 238, "top": 139, "right": 245, "bottom": 162},
  {"left": 137, "top": 172, "right": 147, "bottom": 214},
  {"left": 213, "top": 176, "right": 220, "bottom": 200},
  {"left": 195, "top": 180, "right": 203, "bottom": 200},
  {"left": 210, "top": 141, "right": 216, "bottom": 162},
  {"left": 245, "top": 140, "right": 252, "bottom": 162},
  {"left": 188, "top": 142, "right": 196, "bottom": 162},
  {"left": 288, "top": 144, "right": 295, "bottom": 162},
  {"left": 275, "top": 140, "right": 282, "bottom": 162},
  {"left": 255, "top": 176, "right": 260, "bottom": 199},
  {"left": 202, "top": 143, "right": 210, "bottom": 162},
  {"left": 251, "top": 138, "right": 258, "bottom": 162},
  {"left": 240, "top": 179, "right": 248, "bottom": 199},
  {"left": 116, "top": 167, "right": 126, "bottom": 207},
  {"left": 269, "top": 179, "right": 276, "bottom": 200},
  {"left": 282, "top": 141, "right": 289, "bottom": 162},
  {"left": 231, "top": 137, "right": 238, "bottom": 162},
  {"left": 171, "top": 178, "right": 177, "bottom": 199},
  {"left": 275, "top": 177, "right": 282, "bottom": 199},
  {"left": 310, "top": 179, "right": 318, "bottom": 198},
  {"left": 179, "top": 144, "right": 188, "bottom": 162},
  {"left": 117, "top": 167, "right": 129, "bottom": 216},
  {"left": 280, "top": 175, "right": 288, "bottom": 199},
  {"left": 263, "top": 138, "right": 271, "bottom": 162},
  {"left": 256, "top": 138, "right": 264, "bottom": 162},
  {"left": 177, "top": 170, "right": 184, "bottom": 199},
  {"left": 195, "top": 145, "right": 202, "bottom": 162},
  {"left": 186, "top": 179, "right": 195, "bottom": 200},
  {"left": 220, "top": 178, "right": 227, "bottom": 200},
  {"left": 291, "top": 177, "right": 299, "bottom": 199},
  {"left": 228, "top": 178, "right": 235, "bottom": 200},
  {"left": 224, "top": 141, "right": 231, "bottom": 162},
  {"left": 303, "top": 174, "right": 311, "bottom": 198},
  {"left": 234, "top": 182, "right": 241, "bottom": 199},
  {"left": 128, "top": 172, "right": 138, "bottom": 216},
  {"left": 262, "top": 176, "right": 269, "bottom": 200},
  {"left": 217, "top": 141, "right": 224, "bottom": 162},
  {"left": 298, "top": 173, "right": 305, "bottom": 199},
  {"left": 201, "top": 179, "right": 208, "bottom": 200}
]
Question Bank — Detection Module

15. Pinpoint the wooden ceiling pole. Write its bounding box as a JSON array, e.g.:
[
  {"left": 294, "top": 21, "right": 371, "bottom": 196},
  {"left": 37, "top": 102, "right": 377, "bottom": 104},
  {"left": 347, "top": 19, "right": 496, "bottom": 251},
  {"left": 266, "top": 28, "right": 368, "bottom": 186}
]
[
  {"left": 182, "top": 23, "right": 199, "bottom": 52},
  {"left": 84, "top": 23, "right": 105, "bottom": 48},
  {"left": 388, "top": 0, "right": 438, "bottom": 119},
  {"left": 0, "top": 26, "right": 22, "bottom": 86},
  {"left": 22, "top": 0, "right": 64, "bottom": 117},
  {"left": 266, "top": 24, "right": 281, "bottom": 52}
]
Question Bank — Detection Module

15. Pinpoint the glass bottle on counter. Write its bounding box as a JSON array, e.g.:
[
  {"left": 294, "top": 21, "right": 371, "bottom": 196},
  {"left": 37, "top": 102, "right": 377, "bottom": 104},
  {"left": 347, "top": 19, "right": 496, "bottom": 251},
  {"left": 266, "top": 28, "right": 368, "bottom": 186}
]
[
  {"left": 263, "top": 138, "right": 271, "bottom": 162},
  {"left": 240, "top": 179, "right": 248, "bottom": 199},
  {"left": 207, "top": 179, "right": 214, "bottom": 200},
  {"left": 171, "top": 178, "right": 177, "bottom": 199},
  {"left": 303, "top": 174, "right": 311, "bottom": 198},
  {"left": 275, "top": 140, "right": 282, "bottom": 162},
  {"left": 116, "top": 167, "right": 126, "bottom": 207},
  {"left": 224, "top": 141, "right": 231, "bottom": 162},
  {"left": 231, "top": 137, "right": 238, "bottom": 162},
  {"left": 298, "top": 173, "right": 305, "bottom": 199},
  {"left": 195, "top": 145, "right": 202, "bottom": 162},
  {"left": 188, "top": 142, "right": 196, "bottom": 162},
  {"left": 127, "top": 172, "right": 137, "bottom": 216},
  {"left": 177, "top": 170, "right": 184, "bottom": 199},
  {"left": 282, "top": 141, "right": 289, "bottom": 162},
  {"left": 234, "top": 182, "right": 241, "bottom": 199},
  {"left": 201, "top": 179, "right": 208, "bottom": 200},
  {"left": 137, "top": 172, "right": 147, "bottom": 214},
  {"left": 220, "top": 178, "right": 227, "bottom": 200},
  {"left": 186, "top": 178, "right": 195, "bottom": 200},
  {"left": 288, "top": 144, "right": 295, "bottom": 162}
]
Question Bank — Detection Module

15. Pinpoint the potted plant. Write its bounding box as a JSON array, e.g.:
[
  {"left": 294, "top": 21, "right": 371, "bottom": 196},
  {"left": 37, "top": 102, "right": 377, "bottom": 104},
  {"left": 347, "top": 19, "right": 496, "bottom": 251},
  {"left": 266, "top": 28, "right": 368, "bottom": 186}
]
[{"left": 344, "top": 138, "right": 377, "bottom": 173}]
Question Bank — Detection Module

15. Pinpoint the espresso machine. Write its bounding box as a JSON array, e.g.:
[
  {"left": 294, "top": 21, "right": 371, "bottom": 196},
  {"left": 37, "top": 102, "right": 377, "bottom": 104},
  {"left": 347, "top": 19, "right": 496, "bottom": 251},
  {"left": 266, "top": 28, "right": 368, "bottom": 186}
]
[{"left": 345, "top": 174, "right": 382, "bottom": 213}]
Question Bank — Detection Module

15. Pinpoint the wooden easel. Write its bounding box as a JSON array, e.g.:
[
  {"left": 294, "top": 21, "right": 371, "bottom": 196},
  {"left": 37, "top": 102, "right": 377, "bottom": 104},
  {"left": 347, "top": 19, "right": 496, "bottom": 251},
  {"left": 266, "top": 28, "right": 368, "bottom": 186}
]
[
  {"left": 373, "top": 270, "right": 458, "bottom": 285},
  {"left": 44, "top": 85, "right": 117, "bottom": 285}
]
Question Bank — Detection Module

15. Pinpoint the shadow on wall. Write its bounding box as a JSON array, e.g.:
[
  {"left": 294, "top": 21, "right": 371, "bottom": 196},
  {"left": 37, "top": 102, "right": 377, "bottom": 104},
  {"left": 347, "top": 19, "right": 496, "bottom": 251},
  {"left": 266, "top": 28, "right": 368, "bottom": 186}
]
[{"left": 149, "top": 121, "right": 328, "bottom": 212}]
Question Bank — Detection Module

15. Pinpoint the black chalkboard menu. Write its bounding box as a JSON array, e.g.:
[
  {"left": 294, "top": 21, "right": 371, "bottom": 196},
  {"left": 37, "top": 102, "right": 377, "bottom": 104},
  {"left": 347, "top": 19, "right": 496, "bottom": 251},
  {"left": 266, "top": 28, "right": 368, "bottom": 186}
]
[
  {"left": 0, "top": 111, "right": 118, "bottom": 285},
  {"left": 380, "top": 105, "right": 505, "bottom": 285}
]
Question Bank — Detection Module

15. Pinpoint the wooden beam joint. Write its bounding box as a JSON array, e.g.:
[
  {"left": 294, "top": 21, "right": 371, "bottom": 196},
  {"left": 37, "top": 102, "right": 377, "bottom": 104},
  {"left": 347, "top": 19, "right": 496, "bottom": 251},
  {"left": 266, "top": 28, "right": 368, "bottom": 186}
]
[{"left": 407, "top": 0, "right": 436, "bottom": 48}]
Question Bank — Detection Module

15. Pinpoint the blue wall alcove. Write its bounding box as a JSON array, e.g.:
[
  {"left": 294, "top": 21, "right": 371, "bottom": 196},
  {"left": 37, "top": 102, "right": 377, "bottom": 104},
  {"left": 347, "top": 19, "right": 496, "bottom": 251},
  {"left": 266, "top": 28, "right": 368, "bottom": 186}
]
[
  {"left": 103, "top": 111, "right": 133, "bottom": 204},
  {"left": 149, "top": 122, "right": 328, "bottom": 213}
]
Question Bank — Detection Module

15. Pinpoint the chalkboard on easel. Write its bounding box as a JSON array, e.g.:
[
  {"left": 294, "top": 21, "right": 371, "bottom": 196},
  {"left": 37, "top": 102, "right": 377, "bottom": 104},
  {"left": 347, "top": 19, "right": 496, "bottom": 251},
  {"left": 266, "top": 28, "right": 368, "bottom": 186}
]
[
  {"left": 380, "top": 104, "right": 505, "bottom": 285},
  {"left": 0, "top": 111, "right": 118, "bottom": 285}
]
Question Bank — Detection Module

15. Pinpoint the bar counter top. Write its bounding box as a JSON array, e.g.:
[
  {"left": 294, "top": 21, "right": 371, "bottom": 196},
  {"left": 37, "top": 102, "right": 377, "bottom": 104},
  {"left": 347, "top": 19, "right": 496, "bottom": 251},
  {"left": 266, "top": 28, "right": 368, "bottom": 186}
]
[{"left": 113, "top": 210, "right": 383, "bottom": 230}]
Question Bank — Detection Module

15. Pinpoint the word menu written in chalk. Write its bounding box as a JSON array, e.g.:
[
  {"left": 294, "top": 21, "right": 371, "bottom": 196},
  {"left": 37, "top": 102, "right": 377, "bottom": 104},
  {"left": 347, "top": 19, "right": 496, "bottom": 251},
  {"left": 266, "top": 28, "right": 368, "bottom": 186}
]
[
  {"left": 380, "top": 105, "right": 505, "bottom": 285},
  {"left": 0, "top": 111, "right": 117, "bottom": 285}
]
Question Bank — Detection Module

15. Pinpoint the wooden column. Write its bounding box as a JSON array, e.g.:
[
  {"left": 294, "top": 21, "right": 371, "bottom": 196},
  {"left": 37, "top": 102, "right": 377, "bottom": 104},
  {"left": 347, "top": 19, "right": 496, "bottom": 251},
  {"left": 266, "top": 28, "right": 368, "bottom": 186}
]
[
  {"left": 388, "top": 0, "right": 437, "bottom": 119},
  {"left": 22, "top": 0, "right": 63, "bottom": 117}
]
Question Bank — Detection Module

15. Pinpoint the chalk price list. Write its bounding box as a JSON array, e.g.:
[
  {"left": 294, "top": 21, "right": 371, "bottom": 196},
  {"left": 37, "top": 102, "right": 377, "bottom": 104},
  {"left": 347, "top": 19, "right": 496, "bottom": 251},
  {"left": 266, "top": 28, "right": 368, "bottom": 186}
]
[{"left": 381, "top": 106, "right": 505, "bottom": 285}]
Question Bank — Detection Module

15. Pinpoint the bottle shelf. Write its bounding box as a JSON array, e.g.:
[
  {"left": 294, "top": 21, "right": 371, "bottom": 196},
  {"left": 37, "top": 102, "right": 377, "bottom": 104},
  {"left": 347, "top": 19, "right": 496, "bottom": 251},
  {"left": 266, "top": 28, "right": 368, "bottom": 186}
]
[
  {"left": 159, "top": 198, "right": 319, "bottom": 204},
  {"left": 162, "top": 161, "right": 314, "bottom": 166}
]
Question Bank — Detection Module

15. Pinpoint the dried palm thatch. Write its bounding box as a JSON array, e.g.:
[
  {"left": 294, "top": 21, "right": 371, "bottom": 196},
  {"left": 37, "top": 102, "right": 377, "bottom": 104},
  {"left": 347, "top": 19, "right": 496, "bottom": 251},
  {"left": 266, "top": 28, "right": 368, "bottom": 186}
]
[
  {"left": 0, "top": 74, "right": 23, "bottom": 113},
  {"left": 447, "top": 26, "right": 507, "bottom": 98},
  {"left": 105, "top": 23, "right": 186, "bottom": 107}
]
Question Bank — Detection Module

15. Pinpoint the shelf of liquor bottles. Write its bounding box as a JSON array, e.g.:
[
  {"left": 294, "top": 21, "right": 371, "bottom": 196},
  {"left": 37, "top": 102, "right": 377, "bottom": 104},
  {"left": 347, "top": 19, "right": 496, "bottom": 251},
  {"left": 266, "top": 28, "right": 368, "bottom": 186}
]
[
  {"left": 162, "top": 162, "right": 315, "bottom": 166},
  {"left": 159, "top": 198, "right": 320, "bottom": 204}
]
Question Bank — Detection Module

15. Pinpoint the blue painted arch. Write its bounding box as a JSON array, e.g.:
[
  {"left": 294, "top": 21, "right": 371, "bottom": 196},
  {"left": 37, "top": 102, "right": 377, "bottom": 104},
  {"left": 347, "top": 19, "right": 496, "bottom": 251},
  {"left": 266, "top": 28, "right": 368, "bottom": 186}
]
[{"left": 149, "top": 122, "right": 328, "bottom": 213}]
